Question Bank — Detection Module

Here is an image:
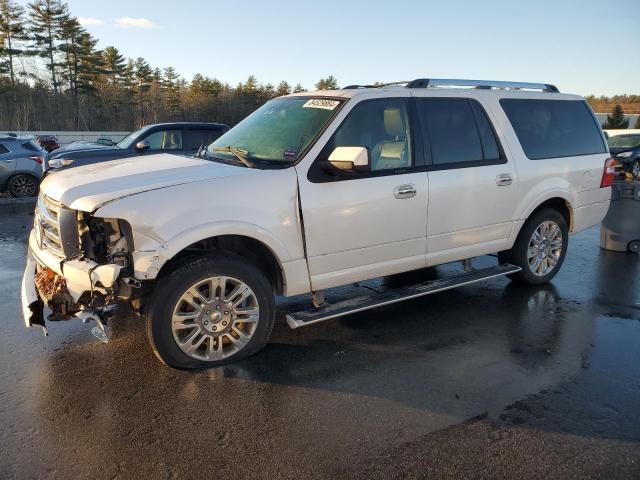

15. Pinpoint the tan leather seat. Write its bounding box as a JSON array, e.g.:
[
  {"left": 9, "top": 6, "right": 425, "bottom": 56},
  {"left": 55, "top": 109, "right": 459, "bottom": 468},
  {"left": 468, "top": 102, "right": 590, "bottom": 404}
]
[{"left": 372, "top": 107, "right": 409, "bottom": 170}]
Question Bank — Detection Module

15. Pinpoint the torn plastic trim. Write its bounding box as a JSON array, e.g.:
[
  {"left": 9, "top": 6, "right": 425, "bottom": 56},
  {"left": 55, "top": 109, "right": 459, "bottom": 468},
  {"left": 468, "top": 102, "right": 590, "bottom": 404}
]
[
  {"left": 21, "top": 252, "right": 47, "bottom": 334},
  {"left": 61, "top": 259, "right": 123, "bottom": 302}
]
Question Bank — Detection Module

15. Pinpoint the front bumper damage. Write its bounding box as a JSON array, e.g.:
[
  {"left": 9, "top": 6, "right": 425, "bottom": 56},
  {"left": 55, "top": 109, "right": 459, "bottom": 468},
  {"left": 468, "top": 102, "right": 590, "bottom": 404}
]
[{"left": 21, "top": 231, "right": 125, "bottom": 340}]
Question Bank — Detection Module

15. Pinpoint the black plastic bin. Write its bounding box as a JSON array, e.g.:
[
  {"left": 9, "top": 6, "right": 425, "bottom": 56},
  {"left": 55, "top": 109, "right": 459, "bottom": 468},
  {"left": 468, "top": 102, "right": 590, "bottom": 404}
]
[{"left": 600, "top": 180, "right": 640, "bottom": 253}]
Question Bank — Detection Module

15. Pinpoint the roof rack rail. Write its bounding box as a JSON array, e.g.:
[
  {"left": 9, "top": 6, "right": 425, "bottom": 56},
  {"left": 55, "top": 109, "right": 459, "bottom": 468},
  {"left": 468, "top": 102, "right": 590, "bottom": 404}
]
[
  {"left": 405, "top": 78, "right": 559, "bottom": 93},
  {"left": 343, "top": 81, "right": 409, "bottom": 89}
]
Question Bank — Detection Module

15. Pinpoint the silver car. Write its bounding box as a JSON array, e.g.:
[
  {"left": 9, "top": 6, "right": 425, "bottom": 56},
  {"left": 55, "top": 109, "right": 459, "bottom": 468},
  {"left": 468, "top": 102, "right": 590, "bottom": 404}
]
[{"left": 0, "top": 134, "right": 45, "bottom": 197}]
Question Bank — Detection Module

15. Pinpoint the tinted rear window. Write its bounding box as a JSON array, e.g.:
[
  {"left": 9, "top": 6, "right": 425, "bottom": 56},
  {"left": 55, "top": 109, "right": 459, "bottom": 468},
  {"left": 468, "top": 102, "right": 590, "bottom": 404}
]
[
  {"left": 416, "top": 98, "right": 503, "bottom": 166},
  {"left": 500, "top": 99, "right": 606, "bottom": 160}
]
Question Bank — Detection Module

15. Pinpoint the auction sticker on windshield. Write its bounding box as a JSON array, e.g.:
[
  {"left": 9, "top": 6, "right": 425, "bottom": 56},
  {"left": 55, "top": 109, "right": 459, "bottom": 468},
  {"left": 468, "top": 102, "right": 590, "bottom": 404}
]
[{"left": 303, "top": 99, "right": 340, "bottom": 110}]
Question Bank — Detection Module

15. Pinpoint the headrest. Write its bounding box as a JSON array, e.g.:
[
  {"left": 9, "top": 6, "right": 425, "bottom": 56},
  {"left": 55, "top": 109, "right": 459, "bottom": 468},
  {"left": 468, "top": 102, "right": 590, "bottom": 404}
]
[{"left": 384, "top": 108, "right": 405, "bottom": 137}]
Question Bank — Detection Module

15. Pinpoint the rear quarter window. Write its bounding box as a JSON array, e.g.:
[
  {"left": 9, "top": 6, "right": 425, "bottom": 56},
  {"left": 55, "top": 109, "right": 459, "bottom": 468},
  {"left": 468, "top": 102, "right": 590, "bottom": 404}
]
[
  {"left": 21, "top": 141, "right": 41, "bottom": 152},
  {"left": 0, "top": 144, "right": 9, "bottom": 154},
  {"left": 500, "top": 99, "right": 606, "bottom": 160}
]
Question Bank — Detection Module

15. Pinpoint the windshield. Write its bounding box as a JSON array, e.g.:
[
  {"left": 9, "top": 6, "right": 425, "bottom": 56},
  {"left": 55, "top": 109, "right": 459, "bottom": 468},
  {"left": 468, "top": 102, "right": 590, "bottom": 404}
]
[
  {"left": 607, "top": 135, "right": 640, "bottom": 149},
  {"left": 116, "top": 127, "right": 147, "bottom": 149},
  {"left": 207, "top": 97, "right": 343, "bottom": 165}
]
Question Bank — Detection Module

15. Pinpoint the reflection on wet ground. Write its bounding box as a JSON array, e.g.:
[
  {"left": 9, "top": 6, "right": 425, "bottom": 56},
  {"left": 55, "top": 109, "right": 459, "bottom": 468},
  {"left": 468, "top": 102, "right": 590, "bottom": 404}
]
[{"left": 0, "top": 213, "right": 638, "bottom": 479}]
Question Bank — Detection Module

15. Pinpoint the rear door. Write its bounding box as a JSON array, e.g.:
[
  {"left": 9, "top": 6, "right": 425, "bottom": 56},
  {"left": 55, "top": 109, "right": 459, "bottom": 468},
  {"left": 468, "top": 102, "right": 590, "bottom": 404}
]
[
  {"left": 0, "top": 142, "right": 16, "bottom": 184},
  {"left": 413, "top": 96, "right": 518, "bottom": 265}
]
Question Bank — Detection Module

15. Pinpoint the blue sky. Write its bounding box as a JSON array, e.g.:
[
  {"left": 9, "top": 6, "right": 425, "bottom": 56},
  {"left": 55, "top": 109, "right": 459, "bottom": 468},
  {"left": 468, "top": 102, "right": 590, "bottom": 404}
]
[{"left": 25, "top": 0, "right": 640, "bottom": 95}]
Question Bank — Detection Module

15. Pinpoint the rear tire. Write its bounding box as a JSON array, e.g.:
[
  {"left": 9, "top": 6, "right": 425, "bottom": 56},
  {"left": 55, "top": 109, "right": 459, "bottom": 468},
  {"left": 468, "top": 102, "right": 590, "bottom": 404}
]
[
  {"left": 499, "top": 208, "right": 568, "bottom": 285},
  {"left": 8, "top": 174, "right": 39, "bottom": 197},
  {"left": 146, "top": 252, "right": 275, "bottom": 369}
]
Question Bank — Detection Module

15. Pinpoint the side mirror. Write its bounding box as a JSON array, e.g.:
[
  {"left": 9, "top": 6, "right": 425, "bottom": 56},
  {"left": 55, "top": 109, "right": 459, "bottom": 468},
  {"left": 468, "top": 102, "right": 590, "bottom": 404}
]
[
  {"left": 328, "top": 146, "right": 369, "bottom": 172},
  {"left": 135, "top": 140, "right": 150, "bottom": 151}
]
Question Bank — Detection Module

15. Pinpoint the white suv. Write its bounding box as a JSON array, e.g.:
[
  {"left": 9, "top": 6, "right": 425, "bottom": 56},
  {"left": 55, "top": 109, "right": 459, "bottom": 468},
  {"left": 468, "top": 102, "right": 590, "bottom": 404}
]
[{"left": 21, "top": 78, "right": 614, "bottom": 368}]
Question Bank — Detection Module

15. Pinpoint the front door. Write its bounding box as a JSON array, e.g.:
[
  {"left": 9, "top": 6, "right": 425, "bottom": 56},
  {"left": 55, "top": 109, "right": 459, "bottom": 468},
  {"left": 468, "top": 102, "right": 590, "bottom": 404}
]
[
  {"left": 136, "top": 128, "right": 184, "bottom": 156},
  {"left": 298, "top": 98, "right": 429, "bottom": 290}
]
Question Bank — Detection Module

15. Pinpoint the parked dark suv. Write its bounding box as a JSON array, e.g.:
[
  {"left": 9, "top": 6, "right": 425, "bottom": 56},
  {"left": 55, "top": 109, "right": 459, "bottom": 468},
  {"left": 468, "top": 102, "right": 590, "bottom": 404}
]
[
  {"left": 45, "top": 122, "right": 229, "bottom": 172},
  {"left": 607, "top": 133, "right": 640, "bottom": 179}
]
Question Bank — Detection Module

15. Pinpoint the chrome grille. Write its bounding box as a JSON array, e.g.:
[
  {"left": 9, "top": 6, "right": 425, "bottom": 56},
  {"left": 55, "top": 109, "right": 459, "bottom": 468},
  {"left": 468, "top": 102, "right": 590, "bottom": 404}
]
[{"left": 35, "top": 194, "right": 65, "bottom": 257}]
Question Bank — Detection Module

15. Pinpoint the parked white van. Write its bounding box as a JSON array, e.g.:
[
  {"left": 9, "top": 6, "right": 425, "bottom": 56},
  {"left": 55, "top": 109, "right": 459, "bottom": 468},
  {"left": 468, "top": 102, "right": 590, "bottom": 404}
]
[{"left": 21, "top": 79, "right": 614, "bottom": 368}]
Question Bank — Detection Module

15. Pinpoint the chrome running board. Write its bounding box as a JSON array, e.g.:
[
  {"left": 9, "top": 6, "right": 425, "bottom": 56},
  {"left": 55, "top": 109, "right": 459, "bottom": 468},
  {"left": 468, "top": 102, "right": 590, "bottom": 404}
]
[{"left": 285, "top": 264, "right": 521, "bottom": 329}]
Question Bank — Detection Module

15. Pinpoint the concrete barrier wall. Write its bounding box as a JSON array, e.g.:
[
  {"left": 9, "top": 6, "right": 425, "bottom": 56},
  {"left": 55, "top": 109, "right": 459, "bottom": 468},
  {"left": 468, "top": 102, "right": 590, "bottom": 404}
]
[
  {"left": 12, "top": 131, "right": 130, "bottom": 147},
  {"left": 605, "top": 129, "right": 640, "bottom": 137}
]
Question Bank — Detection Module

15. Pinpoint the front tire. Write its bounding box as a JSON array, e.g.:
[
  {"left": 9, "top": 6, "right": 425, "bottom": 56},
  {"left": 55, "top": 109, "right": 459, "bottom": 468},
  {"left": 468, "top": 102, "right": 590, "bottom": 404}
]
[
  {"left": 146, "top": 253, "right": 275, "bottom": 369},
  {"left": 499, "top": 208, "right": 568, "bottom": 285},
  {"left": 631, "top": 160, "right": 640, "bottom": 179}
]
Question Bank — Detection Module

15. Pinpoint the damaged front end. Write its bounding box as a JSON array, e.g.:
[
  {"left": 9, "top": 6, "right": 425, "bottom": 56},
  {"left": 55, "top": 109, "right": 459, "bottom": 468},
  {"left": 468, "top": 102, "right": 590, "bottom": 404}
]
[{"left": 21, "top": 194, "right": 140, "bottom": 340}]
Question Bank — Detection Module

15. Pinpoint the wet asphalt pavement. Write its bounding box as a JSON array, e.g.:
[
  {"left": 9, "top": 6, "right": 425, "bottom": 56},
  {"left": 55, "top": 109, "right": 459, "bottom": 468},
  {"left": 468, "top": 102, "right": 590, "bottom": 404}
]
[{"left": 1, "top": 211, "right": 639, "bottom": 479}]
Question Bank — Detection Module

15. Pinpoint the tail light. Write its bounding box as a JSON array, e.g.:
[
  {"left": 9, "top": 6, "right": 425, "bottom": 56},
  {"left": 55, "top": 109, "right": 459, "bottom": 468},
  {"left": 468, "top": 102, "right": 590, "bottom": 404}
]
[
  {"left": 29, "top": 156, "right": 44, "bottom": 165},
  {"left": 600, "top": 158, "right": 616, "bottom": 188}
]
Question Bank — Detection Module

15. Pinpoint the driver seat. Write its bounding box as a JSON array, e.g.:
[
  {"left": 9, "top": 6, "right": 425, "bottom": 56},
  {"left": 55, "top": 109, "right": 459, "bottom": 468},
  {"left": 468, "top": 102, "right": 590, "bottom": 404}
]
[{"left": 372, "top": 107, "right": 409, "bottom": 171}]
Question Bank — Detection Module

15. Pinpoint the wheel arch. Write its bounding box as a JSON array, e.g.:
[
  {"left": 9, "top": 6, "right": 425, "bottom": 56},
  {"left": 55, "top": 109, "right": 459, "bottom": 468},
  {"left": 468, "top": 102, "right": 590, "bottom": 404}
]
[
  {"left": 156, "top": 232, "right": 287, "bottom": 296},
  {"left": 508, "top": 195, "right": 574, "bottom": 249}
]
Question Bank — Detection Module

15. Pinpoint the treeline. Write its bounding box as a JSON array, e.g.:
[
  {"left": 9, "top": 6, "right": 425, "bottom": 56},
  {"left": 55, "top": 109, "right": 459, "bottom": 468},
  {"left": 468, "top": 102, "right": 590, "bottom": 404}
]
[
  {"left": 2, "top": 0, "right": 637, "bottom": 133},
  {"left": 586, "top": 95, "right": 640, "bottom": 115},
  {"left": 0, "top": 0, "right": 340, "bottom": 131}
]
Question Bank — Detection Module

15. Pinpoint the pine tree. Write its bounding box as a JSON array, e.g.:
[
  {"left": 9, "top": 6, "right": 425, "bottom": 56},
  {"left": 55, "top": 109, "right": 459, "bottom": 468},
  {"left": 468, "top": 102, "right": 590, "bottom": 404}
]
[
  {"left": 102, "top": 46, "right": 125, "bottom": 84},
  {"left": 133, "top": 57, "right": 152, "bottom": 125},
  {"left": 276, "top": 81, "right": 291, "bottom": 96},
  {"left": 58, "top": 17, "right": 102, "bottom": 128},
  {"left": 0, "top": 0, "right": 28, "bottom": 97},
  {"left": 163, "top": 66, "right": 181, "bottom": 119},
  {"left": 28, "top": 0, "right": 68, "bottom": 95},
  {"left": 315, "top": 76, "right": 338, "bottom": 90},
  {"left": 293, "top": 83, "right": 305, "bottom": 93},
  {"left": 603, "top": 104, "right": 629, "bottom": 129}
]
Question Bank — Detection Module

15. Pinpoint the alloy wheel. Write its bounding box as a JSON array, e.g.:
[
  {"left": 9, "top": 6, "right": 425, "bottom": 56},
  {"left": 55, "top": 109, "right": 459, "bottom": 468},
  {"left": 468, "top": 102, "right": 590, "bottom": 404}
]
[
  {"left": 171, "top": 276, "right": 259, "bottom": 361},
  {"left": 527, "top": 221, "right": 563, "bottom": 277},
  {"left": 11, "top": 175, "right": 37, "bottom": 197}
]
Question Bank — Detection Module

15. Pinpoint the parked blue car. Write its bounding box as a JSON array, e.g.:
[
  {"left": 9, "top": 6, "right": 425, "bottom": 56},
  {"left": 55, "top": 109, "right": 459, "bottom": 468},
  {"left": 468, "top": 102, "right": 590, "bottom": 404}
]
[
  {"left": 608, "top": 134, "right": 640, "bottom": 179},
  {"left": 45, "top": 122, "right": 229, "bottom": 173},
  {"left": 0, "top": 133, "right": 45, "bottom": 197}
]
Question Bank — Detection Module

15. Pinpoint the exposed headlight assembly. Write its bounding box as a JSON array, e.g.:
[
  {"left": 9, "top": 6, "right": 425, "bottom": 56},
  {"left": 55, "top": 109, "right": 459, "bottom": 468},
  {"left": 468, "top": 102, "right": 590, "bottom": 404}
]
[{"left": 48, "top": 158, "right": 74, "bottom": 168}]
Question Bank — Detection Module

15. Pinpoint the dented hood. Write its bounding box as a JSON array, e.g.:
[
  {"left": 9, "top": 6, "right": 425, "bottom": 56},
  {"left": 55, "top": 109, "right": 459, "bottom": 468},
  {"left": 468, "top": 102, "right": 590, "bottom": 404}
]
[{"left": 40, "top": 153, "right": 253, "bottom": 212}]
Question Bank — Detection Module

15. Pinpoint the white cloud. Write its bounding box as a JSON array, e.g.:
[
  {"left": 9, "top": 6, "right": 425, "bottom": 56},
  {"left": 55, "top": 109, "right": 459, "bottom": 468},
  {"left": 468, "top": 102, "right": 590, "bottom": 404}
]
[
  {"left": 78, "top": 17, "right": 104, "bottom": 26},
  {"left": 115, "top": 17, "right": 158, "bottom": 29}
]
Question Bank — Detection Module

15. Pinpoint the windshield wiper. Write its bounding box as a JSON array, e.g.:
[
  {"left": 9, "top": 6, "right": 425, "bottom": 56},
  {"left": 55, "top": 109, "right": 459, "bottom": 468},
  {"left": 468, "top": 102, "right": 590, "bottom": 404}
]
[{"left": 211, "top": 146, "right": 255, "bottom": 168}]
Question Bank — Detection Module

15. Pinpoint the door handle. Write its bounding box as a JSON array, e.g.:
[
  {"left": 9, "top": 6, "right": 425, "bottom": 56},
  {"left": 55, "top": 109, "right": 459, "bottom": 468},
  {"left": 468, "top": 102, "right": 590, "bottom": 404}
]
[
  {"left": 496, "top": 173, "right": 513, "bottom": 186},
  {"left": 394, "top": 184, "right": 417, "bottom": 199}
]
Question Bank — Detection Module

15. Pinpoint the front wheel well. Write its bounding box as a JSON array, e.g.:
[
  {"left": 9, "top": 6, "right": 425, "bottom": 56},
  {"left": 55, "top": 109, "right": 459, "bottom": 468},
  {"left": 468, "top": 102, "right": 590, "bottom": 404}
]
[{"left": 156, "top": 235, "right": 284, "bottom": 295}]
